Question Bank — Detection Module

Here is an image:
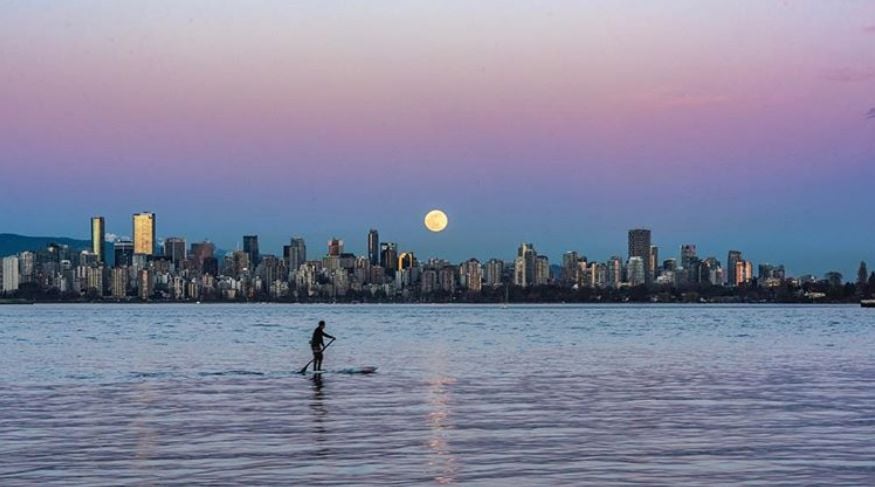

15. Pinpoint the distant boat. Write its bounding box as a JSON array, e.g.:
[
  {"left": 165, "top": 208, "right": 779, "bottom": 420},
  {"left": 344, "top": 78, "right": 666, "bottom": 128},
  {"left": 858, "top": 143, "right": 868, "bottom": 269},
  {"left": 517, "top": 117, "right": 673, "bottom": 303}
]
[{"left": 862, "top": 300, "right": 875, "bottom": 308}]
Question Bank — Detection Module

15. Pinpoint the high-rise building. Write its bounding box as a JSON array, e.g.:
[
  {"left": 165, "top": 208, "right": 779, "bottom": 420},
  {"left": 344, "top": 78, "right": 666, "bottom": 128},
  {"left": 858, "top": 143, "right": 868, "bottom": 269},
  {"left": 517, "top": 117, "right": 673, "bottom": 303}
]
[
  {"left": 680, "top": 244, "right": 697, "bottom": 270},
  {"left": 190, "top": 241, "right": 215, "bottom": 272},
  {"left": 607, "top": 256, "right": 623, "bottom": 288},
  {"left": 513, "top": 243, "right": 537, "bottom": 287},
  {"left": 562, "top": 251, "right": 580, "bottom": 287},
  {"left": 18, "top": 251, "right": 35, "bottom": 284},
  {"left": 368, "top": 229, "right": 380, "bottom": 266},
  {"left": 287, "top": 237, "right": 307, "bottom": 272},
  {"left": 243, "top": 235, "right": 260, "bottom": 267},
  {"left": 327, "top": 238, "right": 343, "bottom": 256},
  {"left": 459, "top": 258, "right": 482, "bottom": 292},
  {"left": 398, "top": 252, "right": 416, "bottom": 271},
  {"left": 138, "top": 269, "right": 153, "bottom": 300},
  {"left": 649, "top": 245, "right": 659, "bottom": 282},
  {"left": 2, "top": 256, "right": 20, "bottom": 294},
  {"left": 627, "top": 256, "right": 646, "bottom": 286},
  {"left": 91, "top": 216, "right": 105, "bottom": 263},
  {"left": 628, "top": 229, "right": 651, "bottom": 283},
  {"left": 534, "top": 255, "right": 550, "bottom": 286},
  {"left": 163, "top": 237, "right": 186, "bottom": 266},
  {"left": 735, "top": 260, "right": 753, "bottom": 286},
  {"left": 111, "top": 266, "right": 128, "bottom": 299},
  {"left": 380, "top": 242, "right": 398, "bottom": 275},
  {"left": 132, "top": 212, "right": 156, "bottom": 255},
  {"left": 484, "top": 259, "right": 504, "bottom": 287},
  {"left": 114, "top": 240, "right": 134, "bottom": 267},
  {"left": 726, "top": 250, "right": 743, "bottom": 286}
]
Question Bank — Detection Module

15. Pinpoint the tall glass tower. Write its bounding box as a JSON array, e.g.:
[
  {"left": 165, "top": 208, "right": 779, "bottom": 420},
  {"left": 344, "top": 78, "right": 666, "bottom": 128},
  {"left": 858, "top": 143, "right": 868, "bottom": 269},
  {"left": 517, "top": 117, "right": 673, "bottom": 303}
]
[
  {"left": 91, "top": 216, "right": 105, "bottom": 263},
  {"left": 132, "top": 212, "right": 156, "bottom": 255}
]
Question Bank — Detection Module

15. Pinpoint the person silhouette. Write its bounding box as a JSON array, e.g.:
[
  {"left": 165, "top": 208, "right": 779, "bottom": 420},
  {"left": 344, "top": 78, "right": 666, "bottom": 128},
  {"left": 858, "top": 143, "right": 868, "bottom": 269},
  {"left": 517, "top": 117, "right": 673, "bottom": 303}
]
[{"left": 310, "top": 320, "right": 335, "bottom": 372}]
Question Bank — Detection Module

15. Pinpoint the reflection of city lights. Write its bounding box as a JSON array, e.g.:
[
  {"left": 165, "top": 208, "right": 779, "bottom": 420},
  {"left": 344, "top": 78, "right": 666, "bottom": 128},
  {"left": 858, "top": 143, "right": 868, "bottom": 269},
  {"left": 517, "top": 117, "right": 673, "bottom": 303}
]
[{"left": 427, "top": 376, "right": 458, "bottom": 484}]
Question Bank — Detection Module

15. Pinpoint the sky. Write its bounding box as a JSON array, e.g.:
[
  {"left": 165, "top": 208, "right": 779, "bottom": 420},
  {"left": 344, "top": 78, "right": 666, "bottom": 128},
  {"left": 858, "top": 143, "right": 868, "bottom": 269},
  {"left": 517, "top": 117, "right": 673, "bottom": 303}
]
[{"left": 1, "top": 1, "right": 874, "bottom": 276}]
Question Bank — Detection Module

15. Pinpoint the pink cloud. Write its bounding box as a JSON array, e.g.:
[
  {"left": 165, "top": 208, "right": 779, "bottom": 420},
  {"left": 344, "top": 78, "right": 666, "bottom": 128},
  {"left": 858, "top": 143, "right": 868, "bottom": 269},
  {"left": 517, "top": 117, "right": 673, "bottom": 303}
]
[
  {"left": 821, "top": 67, "right": 875, "bottom": 82},
  {"left": 864, "top": 25, "right": 875, "bottom": 34}
]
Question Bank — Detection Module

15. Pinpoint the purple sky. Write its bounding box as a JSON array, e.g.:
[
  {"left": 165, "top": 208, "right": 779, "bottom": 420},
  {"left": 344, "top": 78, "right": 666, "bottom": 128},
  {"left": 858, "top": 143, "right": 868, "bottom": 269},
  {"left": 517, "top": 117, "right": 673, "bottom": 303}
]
[{"left": 1, "top": 1, "right": 874, "bottom": 276}]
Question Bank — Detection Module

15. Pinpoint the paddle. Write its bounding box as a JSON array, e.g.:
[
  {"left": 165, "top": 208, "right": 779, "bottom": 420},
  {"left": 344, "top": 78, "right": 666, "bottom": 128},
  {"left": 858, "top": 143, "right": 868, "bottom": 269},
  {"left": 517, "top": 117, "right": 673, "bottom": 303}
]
[{"left": 299, "top": 338, "right": 335, "bottom": 374}]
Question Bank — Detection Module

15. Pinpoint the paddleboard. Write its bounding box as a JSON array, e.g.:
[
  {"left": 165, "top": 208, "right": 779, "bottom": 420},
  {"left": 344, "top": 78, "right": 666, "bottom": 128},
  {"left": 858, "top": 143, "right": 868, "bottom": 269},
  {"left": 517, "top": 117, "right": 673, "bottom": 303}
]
[{"left": 303, "top": 366, "right": 377, "bottom": 375}]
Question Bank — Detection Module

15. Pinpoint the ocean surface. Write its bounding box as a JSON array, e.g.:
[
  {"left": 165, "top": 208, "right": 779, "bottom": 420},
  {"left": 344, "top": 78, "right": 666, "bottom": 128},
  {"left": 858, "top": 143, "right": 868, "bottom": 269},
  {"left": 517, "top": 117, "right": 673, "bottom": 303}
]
[{"left": 1, "top": 304, "right": 874, "bottom": 485}]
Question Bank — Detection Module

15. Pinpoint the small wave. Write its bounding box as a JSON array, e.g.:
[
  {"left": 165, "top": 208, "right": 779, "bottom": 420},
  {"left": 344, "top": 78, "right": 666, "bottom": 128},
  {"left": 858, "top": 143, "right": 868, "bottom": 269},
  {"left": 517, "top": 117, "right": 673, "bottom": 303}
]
[
  {"left": 198, "top": 370, "right": 265, "bottom": 377},
  {"left": 128, "top": 371, "right": 171, "bottom": 379}
]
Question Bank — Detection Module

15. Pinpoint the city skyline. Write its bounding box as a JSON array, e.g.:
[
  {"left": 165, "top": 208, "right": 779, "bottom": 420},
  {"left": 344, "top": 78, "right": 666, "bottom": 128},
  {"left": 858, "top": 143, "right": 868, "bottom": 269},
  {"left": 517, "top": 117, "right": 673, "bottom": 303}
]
[
  {"left": 1, "top": 2, "right": 874, "bottom": 276},
  {"left": 2, "top": 210, "right": 870, "bottom": 303},
  {"left": 0, "top": 208, "right": 870, "bottom": 278}
]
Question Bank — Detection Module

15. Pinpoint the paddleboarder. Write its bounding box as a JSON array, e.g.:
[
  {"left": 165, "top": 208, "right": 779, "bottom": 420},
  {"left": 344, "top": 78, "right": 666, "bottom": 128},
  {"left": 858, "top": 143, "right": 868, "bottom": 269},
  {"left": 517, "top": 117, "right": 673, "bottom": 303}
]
[{"left": 310, "top": 320, "right": 335, "bottom": 372}]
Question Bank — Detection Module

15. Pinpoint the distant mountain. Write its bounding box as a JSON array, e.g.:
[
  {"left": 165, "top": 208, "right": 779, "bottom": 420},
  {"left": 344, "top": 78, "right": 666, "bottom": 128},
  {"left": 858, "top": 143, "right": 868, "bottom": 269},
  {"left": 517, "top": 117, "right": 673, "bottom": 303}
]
[{"left": 0, "top": 233, "right": 91, "bottom": 258}]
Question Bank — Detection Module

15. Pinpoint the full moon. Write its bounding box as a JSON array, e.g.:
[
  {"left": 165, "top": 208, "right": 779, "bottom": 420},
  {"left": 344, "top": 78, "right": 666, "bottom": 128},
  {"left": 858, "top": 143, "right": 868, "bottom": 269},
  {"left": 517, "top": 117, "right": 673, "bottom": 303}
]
[{"left": 424, "top": 209, "right": 448, "bottom": 232}]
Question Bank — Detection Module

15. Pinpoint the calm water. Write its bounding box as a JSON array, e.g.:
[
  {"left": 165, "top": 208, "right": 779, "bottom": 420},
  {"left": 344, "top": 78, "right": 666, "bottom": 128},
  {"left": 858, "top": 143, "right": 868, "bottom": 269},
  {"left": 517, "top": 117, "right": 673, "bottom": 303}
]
[{"left": 1, "top": 304, "right": 874, "bottom": 485}]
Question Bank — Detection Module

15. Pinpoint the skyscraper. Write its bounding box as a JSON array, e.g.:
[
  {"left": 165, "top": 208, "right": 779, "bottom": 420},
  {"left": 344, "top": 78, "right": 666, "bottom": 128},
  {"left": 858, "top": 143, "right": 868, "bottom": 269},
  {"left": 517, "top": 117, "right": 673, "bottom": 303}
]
[
  {"left": 132, "top": 212, "right": 156, "bottom": 255},
  {"left": 368, "top": 229, "right": 380, "bottom": 266},
  {"left": 627, "top": 256, "right": 646, "bottom": 286},
  {"left": 114, "top": 240, "right": 134, "bottom": 267},
  {"left": 397, "top": 252, "right": 416, "bottom": 271},
  {"left": 288, "top": 237, "right": 307, "bottom": 271},
  {"left": 163, "top": 237, "right": 186, "bottom": 266},
  {"left": 562, "top": 251, "right": 580, "bottom": 287},
  {"left": 2, "top": 256, "right": 20, "bottom": 294},
  {"left": 484, "top": 259, "right": 504, "bottom": 287},
  {"left": 91, "top": 216, "right": 105, "bottom": 263},
  {"left": 243, "top": 235, "right": 260, "bottom": 267},
  {"left": 327, "top": 238, "right": 343, "bottom": 256},
  {"left": 680, "top": 244, "right": 697, "bottom": 270},
  {"left": 628, "top": 229, "right": 651, "bottom": 282},
  {"left": 513, "top": 243, "right": 537, "bottom": 287},
  {"left": 649, "top": 245, "right": 659, "bottom": 282},
  {"left": 727, "top": 250, "right": 743, "bottom": 286},
  {"left": 190, "top": 241, "right": 215, "bottom": 272},
  {"left": 380, "top": 242, "right": 398, "bottom": 275}
]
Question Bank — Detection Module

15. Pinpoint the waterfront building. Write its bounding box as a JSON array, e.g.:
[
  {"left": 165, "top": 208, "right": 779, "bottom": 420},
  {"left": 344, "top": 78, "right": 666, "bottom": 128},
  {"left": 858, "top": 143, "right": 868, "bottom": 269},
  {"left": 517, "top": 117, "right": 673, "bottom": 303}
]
[
  {"left": 680, "top": 244, "right": 697, "bottom": 270},
  {"left": 285, "top": 237, "right": 307, "bottom": 272},
  {"left": 649, "top": 245, "right": 659, "bottom": 282},
  {"left": 243, "top": 235, "right": 260, "bottom": 267},
  {"left": 398, "top": 252, "right": 416, "bottom": 272},
  {"left": 734, "top": 260, "right": 753, "bottom": 286},
  {"left": 368, "top": 229, "right": 380, "bottom": 266},
  {"left": 327, "top": 238, "right": 343, "bottom": 256},
  {"left": 562, "top": 251, "right": 579, "bottom": 287},
  {"left": 138, "top": 269, "right": 153, "bottom": 300},
  {"left": 438, "top": 266, "right": 456, "bottom": 293},
  {"left": 627, "top": 256, "right": 646, "bottom": 286},
  {"left": 18, "top": 251, "right": 35, "bottom": 284},
  {"left": 114, "top": 240, "right": 134, "bottom": 267},
  {"left": 607, "top": 256, "right": 623, "bottom": 288},
  {"left": 163, "top": 237, "right": 186, "bottom": 266},
  {"left": 132, "top": 212, "right": 156, "bottom": 255},
  {"left": 460, "top": 258, "right": 482, "bottom": 292},
  {"left": 726, "top": 250, "right": 743, "bottom": 286},
  {"left": 484, "top": 259, "right": 504, "bottom": 287},
  {"left": 380, "top": 242, "right": 398, "bottom": 276},
  {"left": 91, "top": 216, "right": 105, "bottom": 263},
  {"left": 534, "top": 255, "right": 550, "bottom": 286},
  {"left": 2, "top": 255, "right": 20, "bottom": 294},
  {"left": 628, "top": 229, "right": 652, "bottom": 283},
  {"left": 514, "top": 243, "right": 537, "bottom": 287},
  {"left": 111, "top": 267, "right": 128, "bottom": 298}
]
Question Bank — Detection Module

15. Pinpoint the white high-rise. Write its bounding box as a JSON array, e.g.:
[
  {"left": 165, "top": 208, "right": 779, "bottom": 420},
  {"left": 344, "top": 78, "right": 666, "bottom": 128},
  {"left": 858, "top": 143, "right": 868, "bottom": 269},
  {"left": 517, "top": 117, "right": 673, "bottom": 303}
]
[{"left": 2, "top": 256, "right": 21, "bottom": 294}]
